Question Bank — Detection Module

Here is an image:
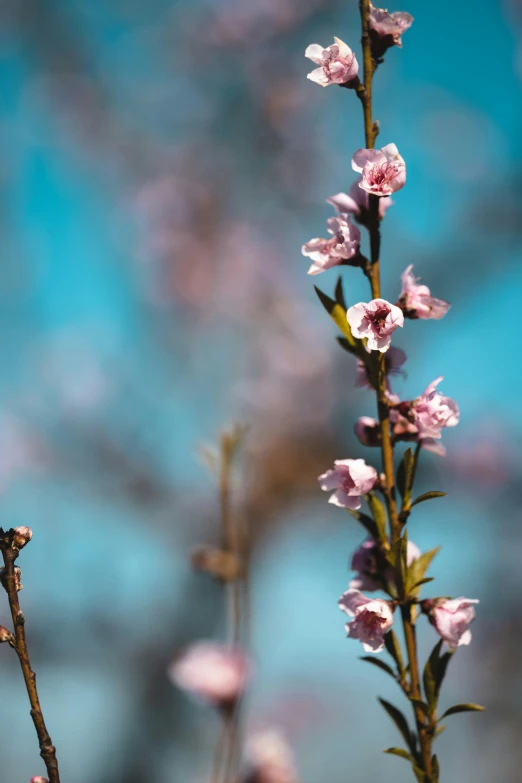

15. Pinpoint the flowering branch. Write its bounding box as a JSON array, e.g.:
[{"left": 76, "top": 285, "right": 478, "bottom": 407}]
[
  {"left": 304, "top": 3, "right": 483, "bottom": 781},
  {"left": 0, "top": 527, "right": 60, "bottom": 783}
]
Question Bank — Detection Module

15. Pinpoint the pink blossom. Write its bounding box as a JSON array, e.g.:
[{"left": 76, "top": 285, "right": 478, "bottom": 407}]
[
  {"left": 355, "top": 345, "right": 406, "bottom": 388},
  {"left": 411, "top": 377, "right": 460, "bottom": 440},
  {"left": 352, "top": 144, "right": 406, "bottom": 197},
  {"left": 354, "top": 416, "right": 381, "bottom": 447},
  {"left": 338, "top": 588, "right": 394, "bottom": 652},
  {"left": 305, "top": 38, "right": 359, "bottom": 87},
  {"left": 399, "top": 265, "right": 450, "bottom": 320},
  {"left": 318, "top": 458, "right": 377, "bottom": 510},
  {"left": 302, "top": 216, "right": 361, "bottom": 275},
  {"left": 30, "top": 778, "right": 48, "bottom": 783},
  {"left": 327, "top": 179, "right": 393, "bottom": 223},
  {"left": 369, "top": 4, "right": 414, "bottom": 58},
  {"left": 423, "top": 598, "right": 479, "bottom": 651},
  {"left": 350, "top": 538, "right": 420, "bottom": 591},
  {"left": 168, "top": 641, "right": 249, "bottom": 710},
  {"left": 347, "top": 298, "right": 404, "bottom": 352},
  {"left": 243, "top": 729, "right": 299, "bottom": 783}
]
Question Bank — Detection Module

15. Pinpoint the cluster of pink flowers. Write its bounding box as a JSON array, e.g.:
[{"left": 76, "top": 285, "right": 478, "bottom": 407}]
[{"left": 304, "top": 6, "right": 479, "bottom": 668}]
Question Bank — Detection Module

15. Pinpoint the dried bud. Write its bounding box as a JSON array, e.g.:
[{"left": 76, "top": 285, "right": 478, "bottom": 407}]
[
  {"left": 0, "top": 566, "right": 23, "bottom": 592},
  {"left": 0, "top": 625, "right": 14, "bottom": 644},
  {"left": 191, "top": 545, "right": 242, "bottom": 582},
  {"left": 13, "top": 526, "right": 32, "bottom": 550},
  {"left": 354, "top": 417, "right": 381, "bottom": 447}
]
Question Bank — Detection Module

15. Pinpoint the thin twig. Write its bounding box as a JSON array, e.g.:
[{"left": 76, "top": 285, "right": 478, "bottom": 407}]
[{"left": 0, "top": 528, "right": 60, "bottom": 783}]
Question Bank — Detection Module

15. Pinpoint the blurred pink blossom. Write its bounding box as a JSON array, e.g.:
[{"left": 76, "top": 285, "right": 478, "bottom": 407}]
[
  {"left": 347, "top": 298, "right": 404, "bottom": 352},
  {"left": 327, "top": 179, "right": 393, "bottom": 222},
  {"left": 355, "top": 345, "right": 407, "bottom": 388},
  {"left": 352, "top": 144, "right": 406, "bottom": 196},
  {"left": 354, "top": 416, "right": 381, "bottom": 447},
  {"left": 168, "top": 641, "right": 250, "bottom": 710},
  {"left": 350, "top": 537, "right": 420, "bottom": 591},
  {"left": 423, "top": 598, "right": 479, "bottom": 651},
  {"left": 399, "top": 265, "right": 450, "bottom": 320},
  {"left": 243, "top": 729, "right": 299, "bottom": 783},
  {"left": 411, "top": 377, "right": 460, "bottom": 440},
  {"left": 338, "top": 588, "right": 394, "bottom": 652},
  {"left": 302, "top": 216, "right": 361, "bottom": 275},
  {"left": 305, "top": 38, "right": 359, "bottom": 87},
  {"left": 318, "top": 458, "right": 377, "bottom": 510}
]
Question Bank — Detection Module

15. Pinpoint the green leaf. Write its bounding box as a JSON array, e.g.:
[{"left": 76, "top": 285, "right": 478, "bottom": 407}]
[
  {"left": 384, "top": 747, "right": 412, "bottom": 762},
  {"left": 432, "top": 754, "right": 440, "bottom": 782},
  {"left": 345, "top": 508, "right": 378, "bottom": 539},
  {"left": 410, "top": 577, "right": 434, "bottom": 590},
  {"left": 439, "top": 703, "right": 485, "bottom": 719},
  {"left": 397, "top": 447, "right": 415, "bottom": 499},
  {"left": 411, "top": 491, "right": 447, "bottom": 508},
  {"left": 378, "top": 698, "right": 417, "bottom": 757},
  {"left": 360, "top": 656, "right": 397, "bottom": 679},
  {"left": 433, "top": 724, "right": 446, "bottom": 739},
  {"left": 406, "top": 547, "right": 440, "bottom": 594},
  {"left": 423, "top": 640, "right": 453, "bottom": 711},
  {"left": 412, "top": 766, "right": 426, "bottom": 783},
  {"left": 367, "top": 492, "right": 388, "bottom": 544},
  {"left": 384, "top": 630, "right": 405, "bottom": 676},
  {"left": 334, "top": 275, "right": 346, "bottom": 310},
  {"left": 336, "top": 336, "right": 357, "bottom": 356},
  {"left": 409, "top": 698, "right": 430, "bottom": 718},
  {"left": 314, "top": 286, "right": 355, "bottom": 344}
]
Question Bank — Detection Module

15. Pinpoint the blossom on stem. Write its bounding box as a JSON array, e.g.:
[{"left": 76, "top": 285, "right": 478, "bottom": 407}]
[
  {"left": 369, "top": 4, "right": 414, "bottom": 58},
  {"left": 398, "top": 265, "right": 450, "bottom": 320},
  {"left": 243, "top": 729, "right": 300, "bottom": 783},
  {"left": 350, "top": 537, "right": 420, "bottom": 591},
  {"left": 338, "top": 588, "right": 394, "bottom": 652},
  {"left": 354, "top": 416, "right": 381, "bottom": 447},
  {"left": 352, "top": 144, "right": 406, "bottom": 197},
  {"left": 30, "top": 778, "right": 49, "bottom": 783},
  {"left": 327, "top": 179, "right": 393, "bottom": 223},
  {"left": 167, "top": 641, "right": 249, "bottom": 711},
  {"left": 355, "top": 345, "right": 406, "bottom": 388},
  {"left": 302, "top": 215, "right": 361, "bottom": 275},
  {"left": 305, "top": 38, "right": 359, "bottom": 87},
  {"left": 318, "top": 458, "right": 377, "bottom": 510},
  {"left": 422, "top": 597, "right": 479, "bottom": 651},
  {"left": 347, "top": 298, "right": 404, "bottom": 352},
  {"left": 411, "top": 377, "right": 460, "bottom": 440}
]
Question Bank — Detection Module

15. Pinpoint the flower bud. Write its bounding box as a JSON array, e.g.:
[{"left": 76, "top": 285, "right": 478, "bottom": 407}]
[
  {"left": 30, "top": 777, "right": 49, "bottom": 783},
  {"left": 13, "top": 526, "right": 32, "bottom": 550},
  {"left": 0, "top": 625, "right": 14, "bottom": 644},
  {"left": 354, "top": 416, "right": 381, "bottom": 447},
  {"left": 421, "top": 597, "right": 479, "bottom": 651},
  {"left": 0, "top": 566, "right": 23, "bottom": 592}
]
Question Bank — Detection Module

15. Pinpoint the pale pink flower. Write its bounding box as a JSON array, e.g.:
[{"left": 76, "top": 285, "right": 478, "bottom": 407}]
[
  {"left": 327, "top": 179, "right": 393, "bottom": 223},
  {"left": 354, "top": 416, "right": 381, "bottom": 447},
  {"left": 347, "top": 298, "right": 404, "bottom": 352},
  {"left": 369, "top": 4, "right": 414, "bottom": 57},
  {"left": 305, "top": 38, "right": 359, "bottom": 87},
  {"left": 168, "top": 641, "right": 249, "bottom": 710},
  {"left": 352, "top": 144, "right": 406, "bottom": 197},
  {"left": 399, "top": 265, "right": 450, "bottom": 320},
  {"left": 350, "top": 538, "right": 420, "bottom": 591},
  {"left": 355, "top": 345, "right": 406, "bottom": 388},
  {"left": 338, "top": 588, "right": 394, "bottom": 652},
  {"left": 318, "top": 458, "right": 377, "bottom": 510},
  {"left": 243, "top": 729, "right": 299, "bottom": 783},
  {"left": 302, "top": 216, "right": 360, "bottom": 275},
  {"left": 423, "top": 598, "right": 479, "bottom": 651},
  {"left": 411, "top": 377, "right": 460, "bottom": 440},
  {"left": 30, "top": 778, "right": 48, "bottom": 783}
]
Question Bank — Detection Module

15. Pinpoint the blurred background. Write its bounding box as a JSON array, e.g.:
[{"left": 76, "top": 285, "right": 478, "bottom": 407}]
[{"left": 0, "top": 0, "right": 520, "bottom": 780}]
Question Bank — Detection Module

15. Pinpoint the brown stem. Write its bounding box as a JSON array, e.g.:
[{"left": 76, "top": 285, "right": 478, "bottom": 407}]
[
  {"left": 357, "top": 2, "right": 432, "bottom": 779},
  {"left": 402, "top": 605, "right": 433, "bottom": 778},
  {"left": 0, "top": 541, "right": 60, "bottom": 783}
]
